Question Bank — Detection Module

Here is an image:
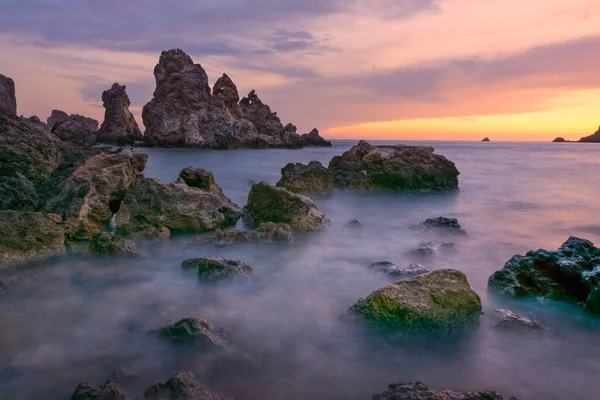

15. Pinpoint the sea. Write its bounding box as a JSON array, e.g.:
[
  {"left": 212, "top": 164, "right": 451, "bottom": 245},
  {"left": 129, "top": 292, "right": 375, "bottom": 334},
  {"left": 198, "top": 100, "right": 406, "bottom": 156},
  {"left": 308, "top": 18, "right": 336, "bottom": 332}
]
[{"left": 1, "top": 140, "right": 599, "bottom": 399}]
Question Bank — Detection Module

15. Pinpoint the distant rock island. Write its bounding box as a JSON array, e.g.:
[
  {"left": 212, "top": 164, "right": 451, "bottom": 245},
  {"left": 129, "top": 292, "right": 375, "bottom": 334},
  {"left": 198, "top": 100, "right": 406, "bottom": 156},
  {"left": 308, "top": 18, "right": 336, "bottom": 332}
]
[
  {"left": 481, "top": 137, "right": 490, "bottom": 142},
  {"left": 553, "top": 125, "right": 600, "bottom": 143}
]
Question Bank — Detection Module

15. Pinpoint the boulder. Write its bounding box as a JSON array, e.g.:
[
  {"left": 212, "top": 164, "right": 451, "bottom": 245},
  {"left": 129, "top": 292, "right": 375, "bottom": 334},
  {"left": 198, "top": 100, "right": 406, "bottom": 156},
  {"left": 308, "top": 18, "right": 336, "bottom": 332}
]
[
  {"left": 346, "top": 269, "right": 482, "bottom": 334},
  {"left": 116, "top": 169, "right": 242, "bottom": 237},
  {"left": 42, "top": 148, "right": 148, "bottom": 239},
  {"left": 96, "top": 83, "right": 143, "bottom": 145},
  {"left": 0, "top": 73, "right": 17, "bottom": 116},
  {"left": 328, "top": 140, "right": 459, "bottom": 191},
  {"left": 552, "top": 137, "right": 567, "bottom": 143},
  {"left": 0, "top": 211, "right": 65, "bottom": 267},
  {"left": 301, "top": 128, "right": 332, "bottom": 147},
  {"left": 372, "top": 381, "right": 510, "bottom": 400},
  {"left": 488, "top": 237, "right": 600, "bottom": 313},
  {"left": 71, "top": 380, "right": 130, "bottom": 400},
  {"left": 0, "top": 112, "right": 61, "bottom": 187},
  {"left": 491, "top": 309, "right": 543, "bottom": 331},
  {"left": 181, "top": 257, "right": 253, "bottom": 281},
  {"left": 579, "top": 125, "right": 600, "bottom": 143},
  {"left": 345, "top": 219, "right": 362, "bottom": 227},
  {"left": 409, "top": 240, "right": 436, "bottom": 259},
  {"left": 243, "top": 182, "right": 330, "bottom": 231},
  {"left": 156, "top": 317, "right": 232, "bottom": 350},
  {"left": 178, "top": 166, "right": 216, "bottom": 191},
  {"left": 369, "top": 261, "right": 430, "bottom": 279},
  {"left": 413, "top": 217, "right": 467, "bottom": 236},
  {"left": 207, "top": 222, "right": 295, "bottom": 246},
  {"left": 0, "top": 173, "right": 38, "bottom": 211},
  {"left": 89, "top": 232, "right": 137, "bottom": 256},
  {"left": 47, "top": 110, "right": 98, "bottom": 147},
  {"left": 144, "top": 371, "right": 232, "bottom": 400},
  {"left": 276, "top": 161, "right": 334, "bottom": 194},
  {"left": 482, "top": 137, "right": 490, "bottom": 142}
]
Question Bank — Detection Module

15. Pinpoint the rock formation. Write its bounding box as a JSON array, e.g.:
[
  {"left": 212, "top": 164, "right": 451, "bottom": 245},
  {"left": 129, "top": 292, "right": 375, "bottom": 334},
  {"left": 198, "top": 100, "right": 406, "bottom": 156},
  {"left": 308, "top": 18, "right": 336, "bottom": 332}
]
[
  {"left": 369, "top": 261, "right": 430, "bottom": 279},
  {"left": 491, "top": 309, "right": 544, "bottom": 331},
  {"left": 372, "top": 381, "right": 511, "bottom": 400},
  {"left": 553, "top": 137, "right": 567, "bottom": 142},
  {"left": 301, "top": 128, "right": 331, "bottom": 147},
  {"left": 579, "top": 125, "right": 600, "bottom": 142},
  {"left": 142, "top": 49, "right": 324, "bottom": 149},
  {"left": 47, "top": 109, "right": 98, "bottom": 147},
  {"left": 207, "top": 222, "right": 295, "bottom": 246},
  {"left": 0, "top": 173, "right": 39, "bottom": 211},
  {"left": 115, "top": 168, "right": 242, "bottom": 237},
  {"left": 488, "top": 236, "right": 600, "bottom": 314},
  {"left": 276, "top": 161, "right": 334, "bottom": 194},
  {"left": 346, "top": 269, "right": 482, "bottom": 334},
  {"left": 482, "top": 137, "right": 490, "bottom": 142},
  {"left": 0, "top": 73, "right": 16, "bottom": 116},
  {"left": 157, "top": 317, "right": 232, "bottom": 350},
  {"left": 243, "top": 182, "right": 330, "bottom": 231},
  {"left": 89, "top": 232, "right": 137, "bottom": 256},
  {"left": 96, "top": 83, "right": 143, "bottom": 145},
  {"left": 144, "top": 371, "right": 232, "bottom": 400},
  {"left": 413, "top": 217, "right": 467, "bottom": 236},
  {"left": 328, "top": 140, "right": 459, "bottom": 191},
  {"left": 71, "top": 380, "right": 130, "bottom": 400},
  {"left": 181, "top": 257, "right": 254, "bottom": 281}
]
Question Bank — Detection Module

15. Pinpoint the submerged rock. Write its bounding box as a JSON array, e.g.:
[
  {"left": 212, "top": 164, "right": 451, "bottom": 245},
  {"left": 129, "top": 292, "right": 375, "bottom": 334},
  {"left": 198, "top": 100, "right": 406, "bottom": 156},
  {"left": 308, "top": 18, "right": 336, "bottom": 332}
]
[
  {"left": 0, "top": 173, "right": 38, "bottom": 211},
  {"left": 579, "top": 125, "right": 600, "bottom": 143},
  {"left": 47, "top": 109, "right": 98, "bottom": 147},
  {"left": 488, "top": 237, "right": 600, "bottom": 313},
  {"left": 71, "top": 380, "right": 130, "bottom": 400},
  {"left": 372, "top": 381, "right": 510, "bottom": 400},
  {"left": 144, "top": 371, "right": 232, "bottom": 400},
  {"left": 491, "top": 309, "right": 544, "bottom": 331},
  {"left": 370, "top": 261, "right": 430, "bottom": 279},
  {"left": 96, "top": 83, "right": 143, "bottom": 145},
  {"left": 301, "top": 128, "right": 332, "bottom": 147},
  {"left": 243, "top": 181, "right": 329, "bottom": 231},
  {"left": 0, "top": 211, "right": 65, "bottom": 266},
  {"left": 345, "top": 219, "right": 362, "bottom": 227},
  {"left": 346, "top": 269, "right": 482, "bottom": 334},
  {"left": 276, "top": 161, "right": 334, "bottom": 194},
  {"left": 157, "top": 317, "right": 232, "bottom": 350},
  {"left": 116, "top": 168, "right": 241, "bottom": 237},
  {"left": 89, "top": 232, "right": 137, "bottom": 256},
  {"left": 328, "top": 140, "right": 459, "bottom": 191},
  {"left": 181, "top": 257, "right": 253, "bottom": 281},
  {"left": 413, "top": 217, "right": 467, "bottom": 236},
  {"left": 43, "top": 148, "right": 148, "bottom": 239},
  {"left": 409, "top": 240, "right": 436, "bottom": 259},
  {"left": 208, "top": 222, "right": 295, "bottom": 246},
  {"left": 0, "top": 73, "right": 16, "bottom": 116}
]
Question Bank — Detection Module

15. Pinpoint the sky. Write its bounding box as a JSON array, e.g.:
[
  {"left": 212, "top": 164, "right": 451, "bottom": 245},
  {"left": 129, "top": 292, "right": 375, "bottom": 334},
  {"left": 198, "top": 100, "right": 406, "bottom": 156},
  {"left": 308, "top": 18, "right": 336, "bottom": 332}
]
[{"left": 0, "top": 0, "right": 599, "bottom": 141}]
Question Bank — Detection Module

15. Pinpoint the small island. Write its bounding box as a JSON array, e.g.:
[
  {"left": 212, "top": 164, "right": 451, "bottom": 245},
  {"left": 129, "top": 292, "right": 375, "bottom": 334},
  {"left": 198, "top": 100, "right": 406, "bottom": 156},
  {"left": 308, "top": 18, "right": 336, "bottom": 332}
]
[{"left": 482, "top": 137, "right": 490, "bottom": 142}]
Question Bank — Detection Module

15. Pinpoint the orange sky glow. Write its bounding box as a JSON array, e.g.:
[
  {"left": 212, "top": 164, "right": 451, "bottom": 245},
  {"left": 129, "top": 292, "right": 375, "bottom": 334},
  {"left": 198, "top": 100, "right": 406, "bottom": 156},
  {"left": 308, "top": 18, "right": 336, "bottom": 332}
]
[{"left": 0, "top": 0, "right": 598, "bottom": 141}]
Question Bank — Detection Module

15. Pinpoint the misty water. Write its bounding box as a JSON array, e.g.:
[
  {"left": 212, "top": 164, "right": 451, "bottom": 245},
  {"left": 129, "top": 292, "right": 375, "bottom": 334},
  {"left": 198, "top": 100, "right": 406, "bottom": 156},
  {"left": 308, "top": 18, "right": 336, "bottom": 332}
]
[{"left": 1, "top": 140, "right": 600, "bottom": 400}]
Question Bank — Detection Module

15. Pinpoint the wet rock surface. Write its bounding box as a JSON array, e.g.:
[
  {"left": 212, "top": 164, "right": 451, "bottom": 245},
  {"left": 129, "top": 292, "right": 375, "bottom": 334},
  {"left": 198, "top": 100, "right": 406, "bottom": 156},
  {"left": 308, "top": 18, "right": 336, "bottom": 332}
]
[
  {"left": 413, "top": 217, "right": 467, "bottom": 236},
  {"left": 96, "top": 83, "right": 143, "bottom": 145},
  {"left": 181, "top": 257, "right": 253, "bottom": 281},
  {"left": 276, "top": 161, "right": 334, "bottom": 194},
  {"left": 207, "top": 222, "right": 295, "bottom": 246},
  {"left": 370, "top": 262, "right": 430, "bottom": 279},
  {"left": 0, "top": 73, "right": 16, "bottom": 116},
  {"left": 89, "top": 232, "right": 137, "bottom": 256},
  {"left": 0, "top": 173, "right": 38, "bottom": 211},
  {"left": 156, "top": 317, "right": 232, "bottom": 350},
  {"left": 491, "top": 309, "right": 544, "bottom": 331},
  {"left": 47, "top": 109, "right": 98, "bottom": 147},
  {"left": 71, "top": 380, "right": 130, "bottom": 400},
  {"left": 346, "top": 269, "right": 482, "bottom": 334},
  {"left": 243, "top": 182, "right": 330, "bottom": 231},
  {"left": 488, "top": 236, "right": 600, "bottom": 313},
  {"left": 144, "top": 371, "right": 232, "bottom": 400},
  {"left": 301, "top": 128, "right": 331, "bottom": 147},
  {"left": 328, "top": 140, "right": 459, "bottom": 191},
  {"left": 372, "top": 381, "right": 512, "bottom": 400}
]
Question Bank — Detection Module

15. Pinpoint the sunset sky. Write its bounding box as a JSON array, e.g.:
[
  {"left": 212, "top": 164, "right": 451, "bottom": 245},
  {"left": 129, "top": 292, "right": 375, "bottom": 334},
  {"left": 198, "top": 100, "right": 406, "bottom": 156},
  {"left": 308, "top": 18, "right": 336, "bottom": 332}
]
[{"left": 1, "top": 0, "right": 599, "bottom": 141}]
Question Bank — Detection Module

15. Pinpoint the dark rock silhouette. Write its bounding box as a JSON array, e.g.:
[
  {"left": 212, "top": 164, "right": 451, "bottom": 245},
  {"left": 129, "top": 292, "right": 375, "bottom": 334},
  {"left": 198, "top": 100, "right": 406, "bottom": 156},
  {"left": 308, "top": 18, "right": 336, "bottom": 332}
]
[
  {"left": 301, "top": 128, "right": 331, "bottom": 147},
  {"left": 47, "top": 109, "right": 98, "bottom": 147},
  {"left": 71, "top": 380, "right": 130, "bottom": 400},
  {"left": 96, "top": 83, "right": 143, "bottom": 145},
  {"left": 553, "top": 137, "right": 567, "bottom": 142},
  {"left": 413, "top": 217, "right": 467, "bottom": 235},
  {"left": 482, "top": 137, "right": 490, "bottom": 142},
  {"left": 579, "top": 125, "right": 600, "bottom": 142},
  {"left": 0, "top": 73, "right": 16, "bottom": 116},
  {"left": 145, "top": 371, "right": 232, "bottom": 400},
  {"left": 181, "top": 257, "right": 254, "bottom": 281},
  {"left": 372, "top": 381, "right": 511, "bottom": 400}
]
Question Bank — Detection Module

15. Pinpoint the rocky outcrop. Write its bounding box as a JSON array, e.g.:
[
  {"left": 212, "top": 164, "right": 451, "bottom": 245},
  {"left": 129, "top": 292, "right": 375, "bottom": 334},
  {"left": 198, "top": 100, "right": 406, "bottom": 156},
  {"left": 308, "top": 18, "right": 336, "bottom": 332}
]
[
  {"left": 0, "top": 211, "right": 65, "bottom": 267},
  {"left": 116, "top": 168, "right": 242, "bottom": 237},
  {"left": 369, "top": 261, "right": 429, "bottom": 279},
  {"left": 157, "top": 317, "right": 232, "bottom": 350},
  {"left": 42, "top": 148, "right": 147, "bottom": 239},
  {"left": 413, "top": 217, "right": 467, "bottom": 236},
  {"left": 276, "top": 161, "right": 333, "bottom": 194},
  {"left": 0, "top": 173, "right": 38, "bottom": 211},
  {"left": 181, "top": 257, "right": 253, "bottom": 281},
  {"left": 301, "top": 128, "right": 331, "bottom": 147},
  {"left": 142, "top": 49, "right": 305, "bottom": 149},
  {"left": 71, "top": 380, "right": 130, "bottom": 400},
  {"left": 89, "top": 232, "right": 137, "bottom": 256},
  {"left": 579, "top": 126, "right": 600, "bottom": 142},
  {"left": 0, "top": 73, "right": 16, "bottom": 116},
  {"left": 47, "top": 110, "right": 98, "bottom": 147},
  {"left": 208, "top": 222, "right": 295, "bottom": 246},
  {"left": 346, "top": 269, "right": 482, "bottom": 334},
  {"left": 482, "top": 137, "right": 490, "bottom": 142},
  {"left": 328, "top": 140, "right": 459, "bottom": 191},
  {"left": 178, "top": 166, "right": 216, "bottom": 191},
  {"left": 488, "top": 237, "right": 600, "bottom": 314},
  {"left": 96, "top": 83, "right": 143, "bottom": 145},
  {"left": 145, "top": 371, "right": 232, "bottom": 400},
  {"left": 553, "top": 137, "right": 567, "bottom": 142},
  {"left": 372, "top": 381, "right": 510, "bottom": 400},
  {"left": 243, "top": 182, "right": 330, "bottom": 231},
  {"left": 491, "top": 309, "right": 543, "bottom": 331}
]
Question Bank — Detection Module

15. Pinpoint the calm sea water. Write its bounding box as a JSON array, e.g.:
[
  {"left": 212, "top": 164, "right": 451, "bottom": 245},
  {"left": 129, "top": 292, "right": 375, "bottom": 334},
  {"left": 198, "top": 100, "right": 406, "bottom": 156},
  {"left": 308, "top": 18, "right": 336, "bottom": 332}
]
[{"left": 1, "top": 140, "right": 600, "bottom": 400}]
